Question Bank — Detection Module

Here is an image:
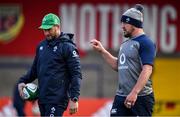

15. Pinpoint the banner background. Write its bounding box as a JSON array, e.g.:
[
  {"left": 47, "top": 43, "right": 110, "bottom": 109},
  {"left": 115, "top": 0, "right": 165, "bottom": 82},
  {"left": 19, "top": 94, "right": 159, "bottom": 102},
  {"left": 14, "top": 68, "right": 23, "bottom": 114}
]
[{"left": 0, "top": 0, "right": 179, "bottom": 56}]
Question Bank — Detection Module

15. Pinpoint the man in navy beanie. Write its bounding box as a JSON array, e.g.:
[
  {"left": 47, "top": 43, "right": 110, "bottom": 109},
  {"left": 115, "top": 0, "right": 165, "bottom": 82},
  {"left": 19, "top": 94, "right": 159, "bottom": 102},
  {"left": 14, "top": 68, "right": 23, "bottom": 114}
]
[{"left": 90, "top": 4, "right": 156, "bottom": 116}]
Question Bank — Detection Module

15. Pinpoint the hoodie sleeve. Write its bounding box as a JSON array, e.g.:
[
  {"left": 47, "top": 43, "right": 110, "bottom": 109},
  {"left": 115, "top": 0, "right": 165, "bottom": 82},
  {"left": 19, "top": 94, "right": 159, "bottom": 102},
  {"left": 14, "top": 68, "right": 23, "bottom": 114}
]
[
  {"left": 18, "top": 47, "right": 39, "bottom": 84},
  {"left": 63, "top": 42, "right": 82, "bottom": 101}
]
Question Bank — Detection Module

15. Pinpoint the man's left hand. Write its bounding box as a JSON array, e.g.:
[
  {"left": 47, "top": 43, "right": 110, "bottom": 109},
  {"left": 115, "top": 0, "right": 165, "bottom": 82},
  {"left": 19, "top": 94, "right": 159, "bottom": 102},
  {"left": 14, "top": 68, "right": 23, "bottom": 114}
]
[
  {"left": 69, "top": 100, "right": 78, "bottom": 115},
  {"left": 124, "top": 91, "right": 138, "bottom": 108}
]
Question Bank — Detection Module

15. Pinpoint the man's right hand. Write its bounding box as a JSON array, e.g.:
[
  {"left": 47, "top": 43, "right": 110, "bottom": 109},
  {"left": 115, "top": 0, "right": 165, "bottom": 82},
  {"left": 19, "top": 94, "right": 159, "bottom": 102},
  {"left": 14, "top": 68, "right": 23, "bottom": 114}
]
[
  {"left": 90, "top": 39, "right": 105, "bottom": 53},
  {"left": 18, "top": 83, "right": 26, "bottom": 99}
]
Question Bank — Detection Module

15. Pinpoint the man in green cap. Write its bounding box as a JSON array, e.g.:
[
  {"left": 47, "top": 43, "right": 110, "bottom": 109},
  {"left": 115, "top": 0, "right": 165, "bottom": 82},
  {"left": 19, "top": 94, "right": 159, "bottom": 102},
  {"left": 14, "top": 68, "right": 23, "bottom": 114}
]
[{"left": 18, "top": 13, "right": 82, "bottom": 116}]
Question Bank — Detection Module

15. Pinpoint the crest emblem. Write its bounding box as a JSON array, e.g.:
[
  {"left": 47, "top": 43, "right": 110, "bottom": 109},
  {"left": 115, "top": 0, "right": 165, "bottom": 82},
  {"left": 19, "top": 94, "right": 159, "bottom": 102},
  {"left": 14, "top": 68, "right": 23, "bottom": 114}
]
[
  {"left": 126, "top": 17, "right": 130, "bottom": 22},
  {"left": 39, "top": 46, "right": 43, "bottom": 50},
  {"left": 0, "top": 5, "right": 24, "bottom": 43},
  {"left": 53, "top": 46, "right": 57, "bottom": 52},
  {"left": 72, "top": 50, "right": 79, "bottom": 57}
]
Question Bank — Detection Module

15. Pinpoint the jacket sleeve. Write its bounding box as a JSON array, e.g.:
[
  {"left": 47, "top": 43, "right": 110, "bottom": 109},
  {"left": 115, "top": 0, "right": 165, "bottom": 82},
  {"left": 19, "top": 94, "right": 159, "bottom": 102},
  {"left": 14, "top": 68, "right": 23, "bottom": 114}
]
[
  {"left": 63, "top": 43, "right": 82, "bottom": 100},
  {"left": 18, "top": 47, "right": 39, "bottom": 84}
]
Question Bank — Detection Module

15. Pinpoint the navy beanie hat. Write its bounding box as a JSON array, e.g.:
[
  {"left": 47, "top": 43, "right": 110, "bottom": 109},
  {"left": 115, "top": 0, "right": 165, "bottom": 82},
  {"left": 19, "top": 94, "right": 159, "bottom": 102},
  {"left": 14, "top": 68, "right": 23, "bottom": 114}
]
[{"left": 121, "top": 4, "right": 144, "bottom": 28}]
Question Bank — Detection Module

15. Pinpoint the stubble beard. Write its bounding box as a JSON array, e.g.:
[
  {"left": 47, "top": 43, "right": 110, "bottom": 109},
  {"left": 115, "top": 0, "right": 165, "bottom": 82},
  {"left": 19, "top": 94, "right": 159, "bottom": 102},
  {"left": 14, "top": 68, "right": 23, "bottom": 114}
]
[
  {"left": 46, "top": 33, "right": 57, "bottom": 40},
  {"left": 123, "top": 31, "right": 132, "bottom": 38}
]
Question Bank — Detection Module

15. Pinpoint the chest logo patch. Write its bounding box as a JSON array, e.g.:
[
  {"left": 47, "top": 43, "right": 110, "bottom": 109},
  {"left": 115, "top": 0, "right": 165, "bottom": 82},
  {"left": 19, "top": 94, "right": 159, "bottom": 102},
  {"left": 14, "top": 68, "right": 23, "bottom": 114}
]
[
  {"left": 39, "top": 46, "right": 43, "bottom": 51},
  {"left": 126, "top": 17, "right": 130, "bottom": 22},
  {"left": 53, "top": 46, "right": 58, "bottom": 52},
  {"left": 72, "top": 50, "right": 79, "bottom": 57},
  {"left": 130, "top": 45, "right": 134, "bottom": 50},
  {"left": 120, "top": 53, "right": 126, "bottom": 64}
]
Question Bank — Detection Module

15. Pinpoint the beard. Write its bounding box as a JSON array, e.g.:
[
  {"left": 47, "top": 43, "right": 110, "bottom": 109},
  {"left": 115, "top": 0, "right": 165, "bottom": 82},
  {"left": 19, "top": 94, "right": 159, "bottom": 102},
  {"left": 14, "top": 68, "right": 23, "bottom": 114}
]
[
  {"left": 123, "top": 27, "right": 135, "bottom": 38},
  {"left": 123, "top": 31, "right": 132, "bottom": 38},
  {"left": 46, "top": 35, "right": 56, "bottom": 40}
]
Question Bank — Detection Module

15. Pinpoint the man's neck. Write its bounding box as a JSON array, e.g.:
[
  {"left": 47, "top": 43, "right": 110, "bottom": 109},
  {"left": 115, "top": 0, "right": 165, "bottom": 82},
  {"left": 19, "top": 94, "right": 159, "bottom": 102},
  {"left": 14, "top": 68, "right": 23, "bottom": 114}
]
[{"left": 132, "top": 28, "right": 145, "bottom": 38}]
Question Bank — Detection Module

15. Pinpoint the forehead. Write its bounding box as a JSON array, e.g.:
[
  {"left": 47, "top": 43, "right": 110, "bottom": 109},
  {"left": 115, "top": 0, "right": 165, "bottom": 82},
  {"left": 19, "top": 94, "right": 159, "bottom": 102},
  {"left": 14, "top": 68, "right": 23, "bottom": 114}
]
[{"left": 121, "top": 22, "right": 132, "bottom": 26}]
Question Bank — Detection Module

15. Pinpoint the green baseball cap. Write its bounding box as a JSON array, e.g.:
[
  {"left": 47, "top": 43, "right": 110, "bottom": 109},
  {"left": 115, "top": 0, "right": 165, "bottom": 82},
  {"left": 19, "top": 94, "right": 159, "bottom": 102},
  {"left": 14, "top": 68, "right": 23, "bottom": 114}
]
[{"left": 39, "top": 13, "right": 60, "bottom": 30}]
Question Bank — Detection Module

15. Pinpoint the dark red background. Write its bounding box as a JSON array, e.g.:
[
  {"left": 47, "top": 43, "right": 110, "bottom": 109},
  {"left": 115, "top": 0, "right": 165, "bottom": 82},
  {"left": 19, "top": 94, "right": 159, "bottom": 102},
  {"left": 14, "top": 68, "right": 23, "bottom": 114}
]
[{"left": 0, "top": 0, "right": 179, "bottom": 56}]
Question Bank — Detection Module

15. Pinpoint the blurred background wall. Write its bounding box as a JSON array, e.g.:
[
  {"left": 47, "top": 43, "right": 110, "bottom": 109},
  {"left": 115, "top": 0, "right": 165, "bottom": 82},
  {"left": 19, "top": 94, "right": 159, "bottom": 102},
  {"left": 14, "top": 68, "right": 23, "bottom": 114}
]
[{"left": 0, "top": 0, "right": 179, "bottom": 116}]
